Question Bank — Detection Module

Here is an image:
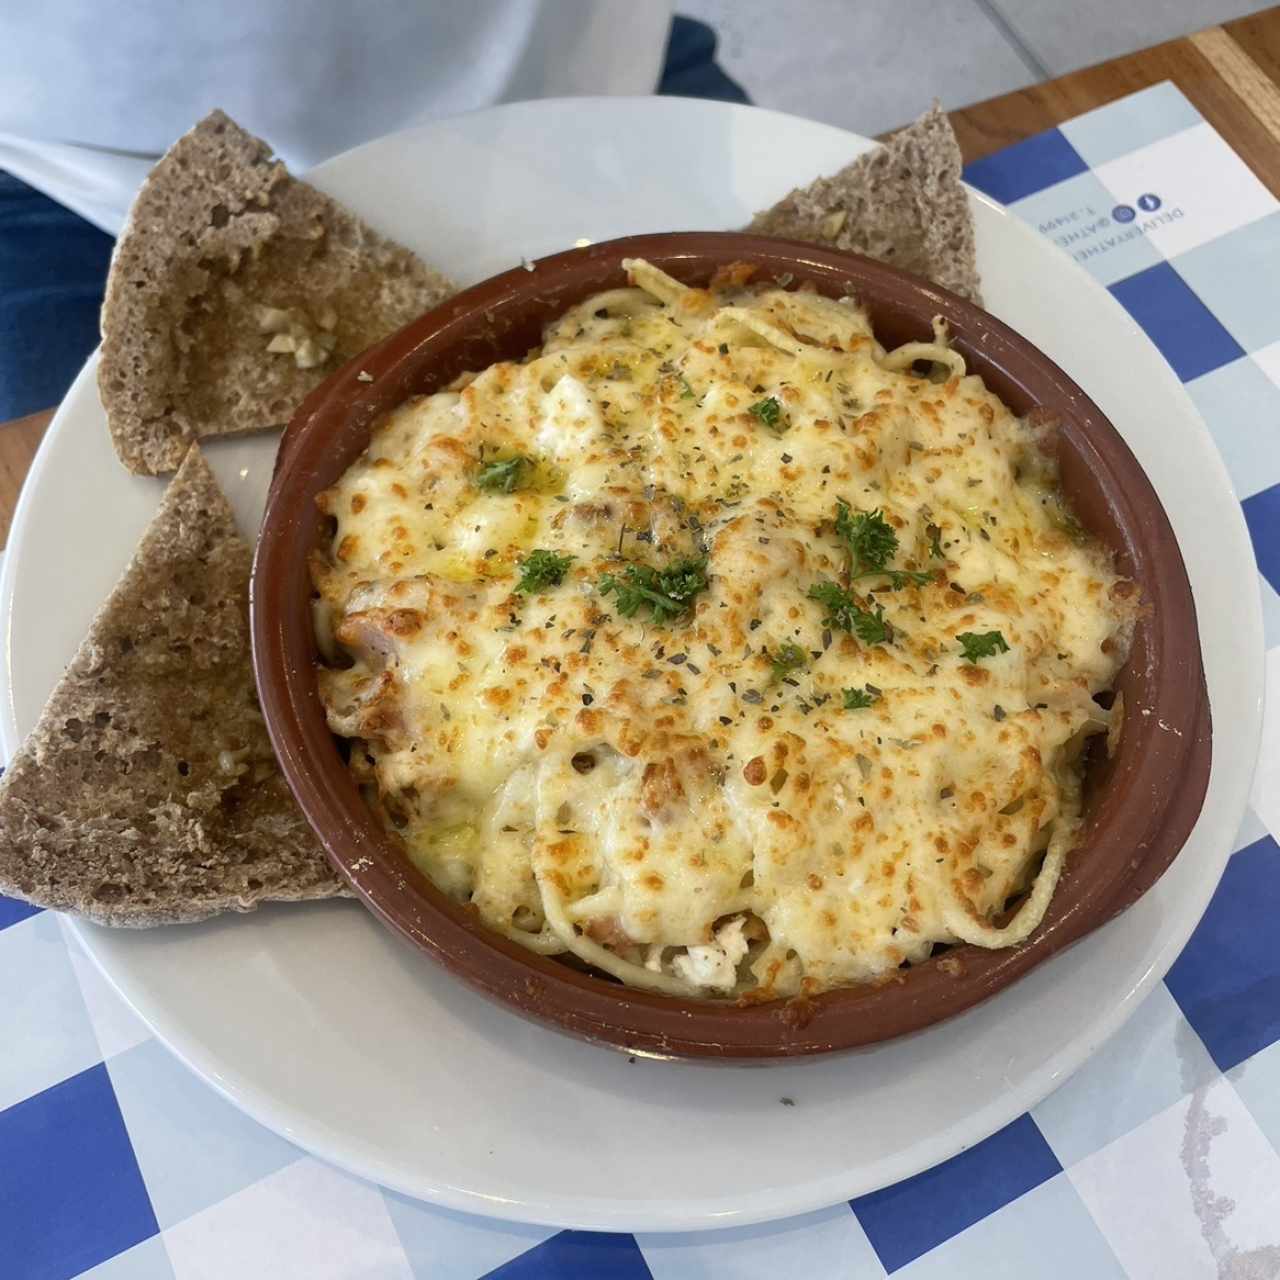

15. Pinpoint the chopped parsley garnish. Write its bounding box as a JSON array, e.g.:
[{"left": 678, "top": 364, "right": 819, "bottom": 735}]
[
  {"left": 748, "top": 396, "right": 784, "bottom": 430},
  {"left": 842, "top": 685, "right": 880, "bottom": 710},
  {"left": 475, "top": 456, "right": 528, "bottom": 493},
  {"left": 836, "top": 500, "right": 896, "bottom": 570},
  {"left": 834, "top": 501, "right": 932, "bottom": 588},
  {"left": 678, "top": 375, "right": 696, "bottom": 400},
  {"left": 599, "top": 556, "right": 709, "bottom": 624},
  {"left": 514, "top": 549, "right": 574, "bottom": 594},
  {"left": 957, "top": 630, "right": 1010, "bottom": 663},
  {"left": 807, "top": 580, "right": 890, "bottom": 645},
  {"left": 927, "top": 522, "right": 945, "bottom": 559},
  {"left": 768, "top": 641, "right": 807, "bottom": 682}
]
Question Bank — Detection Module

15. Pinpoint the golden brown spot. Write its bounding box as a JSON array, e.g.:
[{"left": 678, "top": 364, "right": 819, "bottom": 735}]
[
  {"left": 807, "top": 873, "right": 823, "bottom": 891},
  {"left": 546, "top": 839, "right": 576, "bottom": 864},
  {"left": 641, "top": 759, "right": 686, "bottom": 817},
  {"left": 709, "top": 261, "right": 758, "bottom": 290},
  {"left": 383, "top": 609, "right": 423, "bottom": 636},
  {"left": 350, "top": 493, "right": 366, "bottom": 514},
  {"left": 337, "top": 535, "right": 358, "bottom": 562},
  {"left": 743, "top": 756, "right": 767, "bottom": 786}
]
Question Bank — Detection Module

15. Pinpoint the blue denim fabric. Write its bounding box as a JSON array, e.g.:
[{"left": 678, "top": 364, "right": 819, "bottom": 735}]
[
  {"left": 659, "top": 15, "right": 750, "bottom": 104},
  {"left": 0, "top": 17, "right": 748, "bottom": 419},
  {"left": 0, "top": 171, "right": 115, "bottom": 419}
]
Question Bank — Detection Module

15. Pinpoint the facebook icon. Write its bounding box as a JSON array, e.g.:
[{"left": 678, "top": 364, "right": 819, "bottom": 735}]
[{"left": 1137, "top": 193, "right": 1162, "bottom": 211}]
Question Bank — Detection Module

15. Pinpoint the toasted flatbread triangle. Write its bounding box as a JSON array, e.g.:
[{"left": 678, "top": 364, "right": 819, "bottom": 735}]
[
  {"left": 99, "top": 110, "right": 455, "bottom": 475},
  {"left": 0, "top": 446, "right": 345, "bottom": 925},
  {"left": 749, "top": 105, "right": 982, "bottom": 304}
]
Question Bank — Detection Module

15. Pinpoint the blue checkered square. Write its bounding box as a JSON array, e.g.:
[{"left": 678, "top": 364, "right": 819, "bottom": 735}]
[
  {"left": 1242, "top": 485, "right": 1280, "bottom": 596},
  {"left": 1109, "top": 262, "right": 1245, "bottom": 382},
  {"left": 851, "top": 1113, "right": 1061, "bottom": 1273},
  {"left": 0, "top": 892, "right": 40, "bottom": 930},
  {"left": 963, "top": 130, "right": 1088, "bottom": 205},
  {"left": 1166, "top": 835, "right": 1280, "bottom": 1071},
  {"left": 0, "top": 1064, "right": 158, "bottom": 1280},
  {"left": 483, "top": 1231, "right": 653, "bottom": 1279}
]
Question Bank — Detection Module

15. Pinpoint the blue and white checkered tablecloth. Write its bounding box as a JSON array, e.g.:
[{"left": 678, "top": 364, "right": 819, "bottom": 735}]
[{"left": 5, "top": 82, "right": 1280, "bottom": 1279}]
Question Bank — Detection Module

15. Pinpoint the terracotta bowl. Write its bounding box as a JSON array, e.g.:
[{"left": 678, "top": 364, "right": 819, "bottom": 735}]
[{"left": 252, "top": 232, "right": 1211, "bottom": 1060}]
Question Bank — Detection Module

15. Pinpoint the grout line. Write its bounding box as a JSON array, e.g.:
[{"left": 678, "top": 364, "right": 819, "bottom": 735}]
[
  {"left": 1191, "top": 27, "right": 1280, "bottom": 145},
  {"left": 972, "top": 0, "right": 1052, "bottom": 81}
]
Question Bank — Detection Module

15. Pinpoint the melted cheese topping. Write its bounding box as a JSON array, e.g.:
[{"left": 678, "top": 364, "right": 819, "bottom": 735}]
[{"left": 314, "top": 260, "right": 1134, "bottom": 1000}]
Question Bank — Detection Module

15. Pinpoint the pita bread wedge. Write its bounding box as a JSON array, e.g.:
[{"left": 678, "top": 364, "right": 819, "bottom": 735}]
[
  {"left": 0, "top": 446, "right": 346, "bottom": 925},
  {"left": 99, "top": 110, "right": 455, "bottom": 476},
  {"left": 748, "top": 105, "right": 982, "bottom": 304}
]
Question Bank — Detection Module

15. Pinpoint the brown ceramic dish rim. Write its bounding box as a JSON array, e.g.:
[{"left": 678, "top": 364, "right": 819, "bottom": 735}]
[{"left": 251, "top": 232, "right": 1212, "bottom": 1060}]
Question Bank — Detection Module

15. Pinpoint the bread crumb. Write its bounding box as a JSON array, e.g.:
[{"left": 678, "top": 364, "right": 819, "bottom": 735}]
[{"left": 821, "top": 209, "right": 847, "bottom": 239}]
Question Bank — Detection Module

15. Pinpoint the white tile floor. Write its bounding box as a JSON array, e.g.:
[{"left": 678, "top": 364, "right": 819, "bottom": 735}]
[{"left": 678, "top": 0, "right": 1276, "bottom": 137}]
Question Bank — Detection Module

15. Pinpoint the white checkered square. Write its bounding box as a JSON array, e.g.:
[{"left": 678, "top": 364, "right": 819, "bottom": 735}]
[
  {"left": 1033, "top": 984, "right": 1217, "bottom": 1168},
  {"left": 1251, "top": 338, "right": 1280, "bottom": 393},
  {"left": 381, "top": 1193, "right": 555, "bottom": 1280},
  {"left": 60, "top": 919, "right": 152, "bottom": 1062},
  {"left": 1249, "top": 648, "right": 1280, "bottom": 845},
  {"left": 1093, "top": 122, "right": 1275, "bottom": 258},
  {"left": 0, "top": 912, "right": 102, "bottom": 1112},
  {"left": 162, "top": 1158, "right": 413, "bottom": 1280},
  {"left": 1068, "top": 1077, "right": 1280, "bottom": 1279},
  {"left": 896, "top": 1175, "right": 1124, "bottom": 1279},
  {"left": 1229, "top": 1039, "right": 1280, "bottom": 1160},
  {"left": 79, "top": 1236, "right": 175, "bottom": 1280},
  {"left": 639, "top": 1204, "right": 883, "bottom": 1279}
]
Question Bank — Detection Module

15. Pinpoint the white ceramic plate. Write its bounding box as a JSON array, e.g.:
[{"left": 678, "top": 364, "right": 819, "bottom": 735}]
[{"left": 0, "top": 98, "right": 1262, "bottom": 1232}]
